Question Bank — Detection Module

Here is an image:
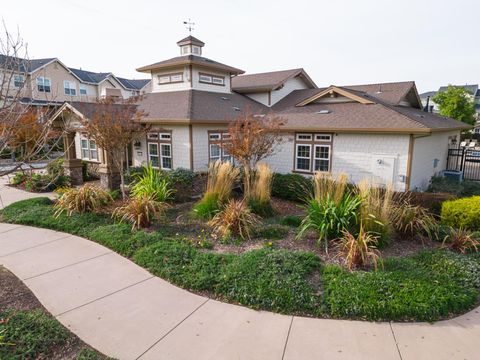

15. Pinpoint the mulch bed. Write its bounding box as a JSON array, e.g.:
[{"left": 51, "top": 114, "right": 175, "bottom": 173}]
[{"left": 0, "top": 266, "right": 109, "bottom": 359}]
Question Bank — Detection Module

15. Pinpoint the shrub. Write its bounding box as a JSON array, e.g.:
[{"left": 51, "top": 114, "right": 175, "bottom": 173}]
[
  {"left": 356, "top": 180, "right": 393, "bottom": 245},
  {"left": 442, "top": 228, "right": 480, "bottom": 253},
  {"left": 124, "top": 166, "right": 144, "bottom": 185},
  {"left": 390, "top": 202, "right": 438, "bottom": 239},
  {"left": 54, "top": 184, "right": 112, "bottom": 216},
  {"left": 23, "top": 173, "right": 70, "bottom": 192},
  {"left": 441, "top": 196, "right": 480, "bottom": 231},
  {"left": 208, "top": 199, "right": 261, "bottom": 240},
  {"left": 335, "top": 226, "right": 381, "bottom": 271},
  {"left": 9, "top": 172, "right": 26, "bottom": 186},
  {"left": 130, "top": 165, "right": 174, "bottom": 202},
  {"left": 249, "top": 163, "right": 274, "bottom": 217},
  {"left": 113, "top": 195, "right": 166, "bottom": 230},
  {"left": 427, "top": 176, "right": 480, "bottom": 197},
  {"left": 254, "top": 224, "right": 290, "bottom": 239},
  {"left": 46, "top": 157, "right": 64, "bottom": 178},
  {"left": 0, "top": 309, "right": 69, "bottom": 359},
  {"left": 167, "top": 168, "right": 195, "bottom": 202},
  {"left": 280, "top": 215, "right": 302, "bottom": 227},
  {"left": 193, "top": 161, "right": 239, "bottom": 219},
  {"left": 271, "top": 173, "right": 312, "bottom": 202},
  {"left": 217, "top": 249, "right": 322, "bottom": 314},
  {"left": 297, "top": 180, "right": 361, "bottom": 251}
]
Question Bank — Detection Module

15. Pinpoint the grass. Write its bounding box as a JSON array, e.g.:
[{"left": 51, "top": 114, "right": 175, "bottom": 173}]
[{"left": 3, "top": 197, "right": 480, "bottom": 322}]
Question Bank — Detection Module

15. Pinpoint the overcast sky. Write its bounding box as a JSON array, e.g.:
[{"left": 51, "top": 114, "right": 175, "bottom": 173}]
[{"left": 1, "top": 0, "right": 477, "bottom": 93}]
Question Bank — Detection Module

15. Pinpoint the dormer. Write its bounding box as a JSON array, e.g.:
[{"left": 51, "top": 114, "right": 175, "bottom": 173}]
[{"left": 177, "top": 36, "right": 205, "bottom": 56}]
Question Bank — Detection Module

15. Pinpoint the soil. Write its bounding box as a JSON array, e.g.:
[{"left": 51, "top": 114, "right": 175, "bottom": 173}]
[
  {"left": 0, "top": 266, "right": 111, "bottom": 359},
  {"left": 151, "top": 197, "right": 440, "bottom": 267}
]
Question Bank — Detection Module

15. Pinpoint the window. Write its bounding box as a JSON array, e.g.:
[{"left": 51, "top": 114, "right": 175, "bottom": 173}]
[
  {"left": 208, "top": 131, "right": 232, "bottom": 163},
  {"left": 64, "top": 80, "right": 76, "bottom": 96},
  {"left": 314, "top": 145, "right": 330, "bottom": 172},
  {"left": 80, "top": 138, "right": 98, "bottom": 161},
  {"left": 79, "top": 85, "right": 87, "bottom": 95},
  {"left": 192, "top": 46, "right": 200, "bottom": 55},
  {"left": 158, "top": 73, "right": 183, "bottom": 85},
  {"left": 199, "top": 73, "right": 225, "bottom": 86},
  {"left": 13, "top": 75, "right": 24, "bottom": 88},
  {"left": 148, "top": 130, "right": 172, "bottom": 170},
  {"left": 36, "top": 77, "right": 51, "bottom": 93},
  {"left": 294, "top": 132, "right": 333, "bottom": 173},
  {"left": 295, "top": 144, "right": 311, "bottom": 171}
]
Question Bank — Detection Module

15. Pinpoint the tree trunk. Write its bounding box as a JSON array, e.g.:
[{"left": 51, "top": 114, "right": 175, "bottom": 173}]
[{"left": 243, "top": 164, "right": 251, "bottom": 200}]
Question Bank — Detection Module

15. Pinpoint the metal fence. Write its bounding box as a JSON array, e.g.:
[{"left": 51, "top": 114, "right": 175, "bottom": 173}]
[{"left": 446, "top": 147, "right": 480, "bottom": 181}]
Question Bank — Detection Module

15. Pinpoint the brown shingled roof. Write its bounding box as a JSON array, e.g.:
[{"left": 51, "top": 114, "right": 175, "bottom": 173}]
[
  {"left": 137, "top": 90, "right": 268, "bottom": 123},
  {"left": 343, "top": 81, "right": 420, "bottom": 107},
  {"left": 136, "top": 55, "right": 244, "bottom": 75},
  {"left": 232, "top": 68, "right": 317, "bottom": 93}
]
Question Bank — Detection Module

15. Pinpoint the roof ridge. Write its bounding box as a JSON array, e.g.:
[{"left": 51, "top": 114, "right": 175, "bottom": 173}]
[{"left": 343, "top": 80, "right": 415, "bottom": 88}]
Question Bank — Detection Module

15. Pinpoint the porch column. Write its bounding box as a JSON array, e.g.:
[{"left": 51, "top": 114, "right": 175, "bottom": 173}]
[
  {"left": 63, "top": 132, "right": 84, "bottom": 185},
  {"left": 98, "top": 150, "right": 121, "bottom": 190}
]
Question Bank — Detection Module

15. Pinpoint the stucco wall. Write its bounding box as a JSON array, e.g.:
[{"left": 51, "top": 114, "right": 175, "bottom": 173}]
[
  {"left": 409, "top": 130, "right": 459, "bottom": 191},
  {"left": 150, "top": 66, "right": 191, "bottom": 93}
]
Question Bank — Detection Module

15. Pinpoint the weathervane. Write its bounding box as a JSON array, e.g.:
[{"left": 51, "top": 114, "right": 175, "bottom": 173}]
[{"left": 183, "top": 19, "right": 195, "bottom": 34}]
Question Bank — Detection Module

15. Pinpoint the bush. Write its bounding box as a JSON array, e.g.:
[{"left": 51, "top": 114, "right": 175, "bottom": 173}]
[
  {"left": 280, "top": 215, "right": 302, "bottom": 227},
  {"left": 254, "top": 224, "right": 290, "bottom": 239},
  {"left": 23, "top": 173, "right": 70, "bottom": 192},
  {"left": 0, "top": 309, "right": 68, "bottom": 359},
  {"left": 54, "top": 185, "right": 112, "bottom": 216},
  {"left": 46, "top": 158, "right": 64, "bottom": 178},
  {"left": 271, "top": 173, "right": 311, "bottom": 202},
  {"left": 193, "top": 161, "right": 239, "bottom": 219},
  {"left": 130, "top": 165, "right": 174, "bottom": 202},
  {"left": 335, "top": 226, "right": 381, "bottom": 271},
  {"left": 167, "top": 168, "right": 195, "bottom": 202},
  {"left": 249, "top": 163, "right": 274, "bottom": 217},
  {"left": 442, "top": 228, "right": 480, "bottom": 254},
  {"left": 9, "top": 172, "right": 26, "bottom": 186},
  {"left": 113, "top": 195, "right": 166, "bottom": 230},
  {"left": 390, "top": 203, "right": 438, "bottom": 239},
  {"left": 217, "top": 249, "right": 321, "bottom": 314},
  {"left": 441, "top": 196, "right": 480, "bottom": 230},
  {"left": 427, "top": 176, "right": 480, "bottom": 197},
  {"left": 208, "top": 199, "right": 261, "bottom": 240}
]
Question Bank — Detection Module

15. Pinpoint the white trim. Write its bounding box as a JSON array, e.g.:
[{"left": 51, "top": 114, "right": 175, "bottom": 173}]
[
  {"left": 296, "top": 133, "right": 313, "bottom": 141},
  {"left": 295, "top": 143, "right": 312, "bottom": 172},
  {"left": 147, "top": 142, "right": 160, "bottom": 168},
  {"left": 313, "top": 144, "right": 330, "bottom": 172},
  {"left": 160, "top": 143, "right": 172, "bottom": 170}
]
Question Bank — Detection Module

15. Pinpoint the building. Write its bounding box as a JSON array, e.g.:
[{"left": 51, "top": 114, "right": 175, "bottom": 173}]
[
  {"left": 53, "top": 35, "right": 470, "bottom": 191},
  {"left": 0, "top": 55, "right": 151, "bottom": 105}
]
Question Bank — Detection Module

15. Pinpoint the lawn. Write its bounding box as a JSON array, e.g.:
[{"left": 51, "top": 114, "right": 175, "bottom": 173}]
[{"left": 2, "top": 197, "right": 479, "bottom": 322}]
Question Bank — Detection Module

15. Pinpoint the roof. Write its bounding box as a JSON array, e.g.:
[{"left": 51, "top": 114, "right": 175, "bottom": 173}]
[
  {"left": 438, "top": 84, "right": 479, "bottom": 96},
  {"left": 136, "top": 55, "right": 244, "bottom": 75},
  {"left": 67, "top": 101, "right": 138, "bottom": 121},
  {"left": 342, "top": 81, "right": 420, "bottom": 107},
  {"left": 271, "top": 86, "right": 470, "bottom": 133},
  {"left": 419, "top": 91, "right": 437, "bottom": 99},
  {"left": 176, "top": 36, "right": 205, "bottom": 47},
  {"left": 116, "top": 77, "right": 151, "bottom": 91},
  {"left": 137, "top": 90, "right": 268, "bottom": 123},
  {"left": 231, "top": 68, "right": 317, "bottom": 93},
  {"left": 69, "top": 68, "right": 112, "bottom": 84},
  {"left": 0, "top": 55, "right": 55, "bottom": 73}
]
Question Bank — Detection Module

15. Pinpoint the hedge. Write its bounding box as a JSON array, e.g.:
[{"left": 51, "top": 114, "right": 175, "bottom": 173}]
[{"left": 441, "top": 196, "right": 480, "bottom": 230}]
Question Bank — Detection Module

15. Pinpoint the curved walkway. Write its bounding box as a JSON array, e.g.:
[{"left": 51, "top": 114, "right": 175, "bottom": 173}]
[{"left": 0, "top": 184, "right": 479, "bottom": 359}]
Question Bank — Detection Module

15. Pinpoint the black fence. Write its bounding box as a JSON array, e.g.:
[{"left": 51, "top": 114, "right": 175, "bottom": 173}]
[{"left": 446, "top": 147, "right": 480, "bottom": 181}]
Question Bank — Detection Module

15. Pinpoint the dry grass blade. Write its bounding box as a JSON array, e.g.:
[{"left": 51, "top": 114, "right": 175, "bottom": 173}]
[
  {"left": 113, "top": 195, "right": 166, "bottom": 230},
  {"left": 54, "top": 184, "right": 112, "bottom": 217},
  {"left": 336, "top": 226, "right": 382, "bottom": 271},
  {"left": 206, "top": 160, "right": 239, "bottom": 202},
  {"left": 208, "top": 199, "right": 261, "bottom": 240},
  {"left": 442, "top": 228, "right": 480, "bottom": 253},
  {"left": 250, "top": 162, "right": 273, "bottom": 204},
  {"left": 313, "top": 172, "right": 348, "bottom": 204}
]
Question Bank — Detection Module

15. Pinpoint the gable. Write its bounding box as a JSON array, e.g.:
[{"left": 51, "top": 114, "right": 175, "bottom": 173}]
[{"left": 296, "top": 86, "right": 374, "bottom": 107}]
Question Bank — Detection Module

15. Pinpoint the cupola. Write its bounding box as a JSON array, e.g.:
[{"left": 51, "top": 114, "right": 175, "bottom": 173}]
[{"left": 177, "top": 35, "right": 205, "bottom": 56}]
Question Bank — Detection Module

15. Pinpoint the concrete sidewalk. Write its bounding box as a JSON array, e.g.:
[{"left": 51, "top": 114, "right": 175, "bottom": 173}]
[
  {"left": 1, "top": 223, "right": 479, "bottom": 360},
  {"left": 0, "top": 175, "right": 55, "bottom": 208}
]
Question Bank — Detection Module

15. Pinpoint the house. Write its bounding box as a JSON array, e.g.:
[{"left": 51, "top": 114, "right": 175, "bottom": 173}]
[
  {"left": 53, "top": 35, "right": 470, "bottom": 191},
  {"left": 0, "top": 55, "right": 151, "bottom": 105}
]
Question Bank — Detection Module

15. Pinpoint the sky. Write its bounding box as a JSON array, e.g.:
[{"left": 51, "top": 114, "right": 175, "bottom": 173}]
[{"left": 1, "top": 0, "right": 478, "bottom": 93}]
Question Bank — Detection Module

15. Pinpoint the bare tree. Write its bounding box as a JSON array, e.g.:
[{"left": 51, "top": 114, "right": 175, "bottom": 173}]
[
  {"left": 0, "top": 22, "right": 62, "bottom": 177},
  {"left": 80, "top": 98, "right": 146, "bottom": 199},
  {"left": 221, "top": 111, "right": 284, "bottom": 198}
]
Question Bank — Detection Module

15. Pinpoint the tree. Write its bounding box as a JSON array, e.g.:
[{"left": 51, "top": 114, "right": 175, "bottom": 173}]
[
  {"left": 80, "top": 98, "right": 146, "bottom": 199},
  {"left": 221, "top": 111, "right": 284, "bottom": 198},
  {"left": 0, "top": 22, "right": 62, "bottom": 176},
  {"left": 432, "top": 85, "right": 476, "bottom": 125}
]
